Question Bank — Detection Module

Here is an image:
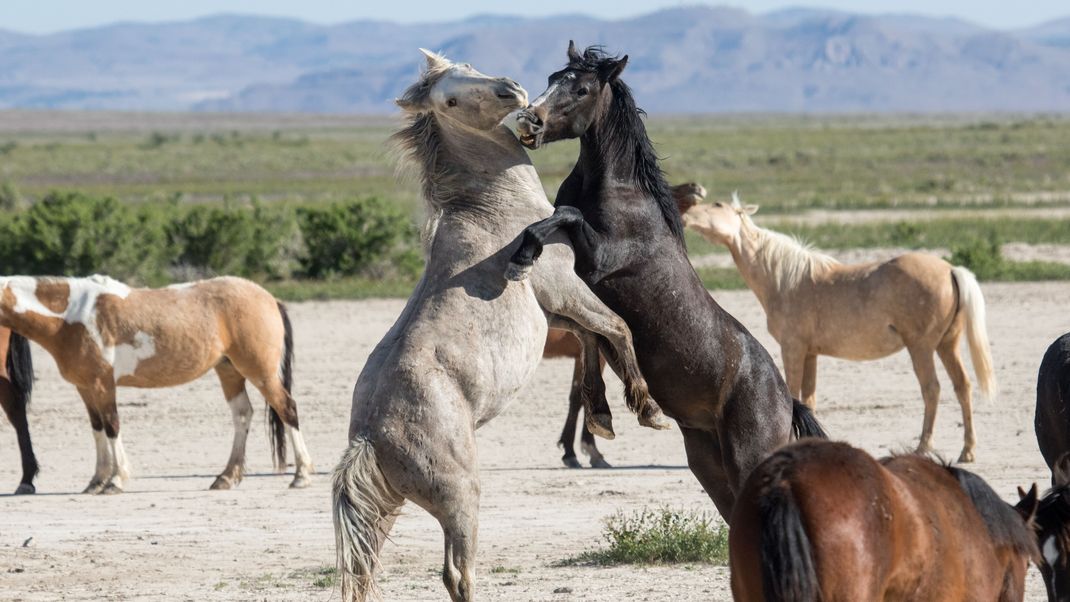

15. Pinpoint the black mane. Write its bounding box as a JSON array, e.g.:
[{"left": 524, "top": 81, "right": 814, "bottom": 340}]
[
  {"left": 570, "top": 46, "right": 684, "bottom": 242},
  {"left": 1036, "top": 485, "right": 1070, "bottom": 563},
  {"left": 948, "top": 466, "right": 1038, "bottom": 558}
]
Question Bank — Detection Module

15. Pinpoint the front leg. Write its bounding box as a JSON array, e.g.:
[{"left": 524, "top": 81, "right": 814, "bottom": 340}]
[
  {"left": 548, "top": 315, "right": 615, "bottom": 440},
  {"left": 507, "top": 206, "right": 603, "bottom": 282}
]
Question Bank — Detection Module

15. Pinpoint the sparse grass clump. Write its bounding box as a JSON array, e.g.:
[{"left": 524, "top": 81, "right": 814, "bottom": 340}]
[
  {"left": 311, "top": 566, "right": 337, "bottom": 589},
  {"left": 559, "top": 507, "right": 730, "bottom": 566}
]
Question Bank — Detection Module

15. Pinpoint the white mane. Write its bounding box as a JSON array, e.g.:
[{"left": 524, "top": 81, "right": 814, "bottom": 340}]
[{"left": 740, "top": 216, "right": 839, "bottom": 293}]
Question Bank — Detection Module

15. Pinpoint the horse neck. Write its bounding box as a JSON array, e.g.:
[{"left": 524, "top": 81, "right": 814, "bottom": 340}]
[
  {"left": 426, "top": 118, "right": 546, "bottom": 228},
  {"left": 0, "top": 277, "right": 68, "bottom": 340},
  {"left": 729, "top": 221, "right": 818, "bottom": 312}
]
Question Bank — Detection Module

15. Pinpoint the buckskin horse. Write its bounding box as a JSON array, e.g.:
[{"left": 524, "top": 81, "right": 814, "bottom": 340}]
[{"left": 507, "top": 42, "right": 825, "bottom": 520}]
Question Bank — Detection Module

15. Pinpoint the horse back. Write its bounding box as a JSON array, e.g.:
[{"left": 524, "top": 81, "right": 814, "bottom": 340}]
[{"left": 1037, "top": 333, "right": 1070, "bottom": 471}]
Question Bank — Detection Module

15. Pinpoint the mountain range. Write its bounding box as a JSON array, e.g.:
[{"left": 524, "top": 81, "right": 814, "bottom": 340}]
[{"left": 1, "top": 6, "right": 1069, "bottom": 113}]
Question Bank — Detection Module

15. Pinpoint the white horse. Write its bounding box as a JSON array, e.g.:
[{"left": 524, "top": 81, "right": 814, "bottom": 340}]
[{"left": 331, "top": 51, "right": 665, "bottom": 601}]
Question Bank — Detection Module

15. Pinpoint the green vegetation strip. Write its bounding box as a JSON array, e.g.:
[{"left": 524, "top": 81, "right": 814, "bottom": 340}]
[{"left": 557, "top": 507, "right": 730, "bottom": 566}]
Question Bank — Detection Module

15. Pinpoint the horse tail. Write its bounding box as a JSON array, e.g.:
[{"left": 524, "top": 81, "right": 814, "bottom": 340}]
[
  {"left": 791, "top": 399, "right": 827, "bottom": 440},
  {"left": 951, "top": 266, "right": 997, "bottom": 401},
  {"left": 6, "top": 331, "right": 34, "bottom": 408},
  {"left": 758, "top": 457, "right": 819, "bottom": 602},
  {"left": 332, "top": 437, "right": 400, "bottom": 601},
  {"left": 268, "top": 301, "right": 293, "bottom": 471}
]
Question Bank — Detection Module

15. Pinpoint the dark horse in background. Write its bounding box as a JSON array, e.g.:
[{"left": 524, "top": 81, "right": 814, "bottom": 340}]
[
  {"left": 1038, "top": 333, "right": 1070, "bottom": 486},
  {"left": 731, "top": 440, "right": 1039, "bottom": 601},
  {"left": 550, "top": 182, "right": 707, "bottom": 469},
  {"left": 1, "top": 326, "right": 35, "bottom": 494},
  {"left": 506, "top": 42, "right": 825, "bottom": 519}
]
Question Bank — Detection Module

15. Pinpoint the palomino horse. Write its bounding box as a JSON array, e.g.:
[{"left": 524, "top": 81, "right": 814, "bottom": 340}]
[
  {"left": 1037, "top": 333, "right": 1070, "bottom": 483},
  {"left": 730, "top": 440, "right": 1039, "bottom": 602},
  {"left": 1, "top": 326, "right": 35, "bottom": 493},
  {"left": 0, "top": 275, "right": 313, "bottom": 493},
  {"left": 332, "top": 52, "right": 665, "bottom": 602},
  {"left": 682, "top": 194, "right": 996, "bottom": 462},
  {"left": 551, "top": 182, "right": 707, "bottom": 469},
  {"left": 507, "top": 42, "right": 826, "bottom": 520}
]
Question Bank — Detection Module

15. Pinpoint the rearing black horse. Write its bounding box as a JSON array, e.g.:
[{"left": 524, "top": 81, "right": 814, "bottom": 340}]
[{"left": 506, "top": 42, "right": 825, "bottom": 519}]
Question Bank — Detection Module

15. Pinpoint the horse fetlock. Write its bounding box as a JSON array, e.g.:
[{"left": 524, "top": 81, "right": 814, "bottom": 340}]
[
  {"left": 958, "top": 448, "right": 976, "bottom": 464},
  {"left": 504, "top": 260, "right": 533, "bottom": 282},
  {"left": 561, "top": 454, "right": 582, "bottom": 469},
  {"left": 82, "top": 478, "right": 105, "bottom": 494},
  {"left": 585, "top": 412, "right": 616, "bottom": 440},
  {"left": 637, "top": 399, "right": 672, "bottom": 431},
  {"left": 581, "top": 441, "right": 612, "bottom": 469},
  {"left": 99, "top": 481, "right": 124, "bottom": 495},
  {"left": 209, "top": 474, "right": 239, "bottom": 490}
]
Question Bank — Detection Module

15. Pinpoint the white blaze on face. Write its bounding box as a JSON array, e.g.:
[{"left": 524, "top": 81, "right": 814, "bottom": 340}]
[
  {"left": 112, "top": 331, "right": 157, "bottom": 381},
  {"left": 529, "top": 83, "right": 558, "bottom": 110}
]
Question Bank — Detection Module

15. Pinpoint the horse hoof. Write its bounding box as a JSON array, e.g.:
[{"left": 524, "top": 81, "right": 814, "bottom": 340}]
[
  {"left": 99, "top": 483, "right": 123, "bottom": 495},
  {"left": 209, "top": 476, "right": 236, "bottom": 490},
  {"left": 590, "top": 457, "right": 612, "bottom": 469},
  {"left": 504, "top": 261, "right": 532, "bottom": 282},
  {"left": 638, "top": 405, "right": 672, "bottom": 431},
  {"left": 82, "top": 482, "right": 105, "bottom": 495},
  {"left": 289, "top": 475, "right": 312, "bottom": 489},
  {"left": 957, "top": 450, "right": 976, "bottom": 463},
  {"left": 14, "top": 483, "right": 35, "bottom": 495},
  {"left": 562, "top": 456, "right": 582, "bottom": 469},
  {"left": 586, "top": 413, "right": 616, "bottom": 440}
]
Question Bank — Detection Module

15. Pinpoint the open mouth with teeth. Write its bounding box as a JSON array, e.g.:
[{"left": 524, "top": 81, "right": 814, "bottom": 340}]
[{"left": 518, "top": 133, "right": 540, "bottom": 149}]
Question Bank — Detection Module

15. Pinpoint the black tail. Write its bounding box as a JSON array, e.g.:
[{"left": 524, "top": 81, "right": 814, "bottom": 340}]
[
  {"left": 6, "top": 331, "right": 33, "bottom": 408},
  {"left": 791, "top": 400, "right": 827, "bottom": 440},
  {"left": 759, "top": 459, "right": 819, "bottom": 602},
  {"left": 268, "top": 302, "right": 293, "bottom": 471}
]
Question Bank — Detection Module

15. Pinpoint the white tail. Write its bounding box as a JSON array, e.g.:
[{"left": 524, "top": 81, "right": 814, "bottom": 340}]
[
  {"left": 951, "top": 266, "right": 997, "bottom": 400},
  {"left": 332, "top": 438, "right": 401, "bottom": 601}
]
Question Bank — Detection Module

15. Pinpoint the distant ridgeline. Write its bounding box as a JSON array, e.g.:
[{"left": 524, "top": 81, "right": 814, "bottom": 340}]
[{"left": 0, "top": 8, "right": 1069, "bottom": 113}]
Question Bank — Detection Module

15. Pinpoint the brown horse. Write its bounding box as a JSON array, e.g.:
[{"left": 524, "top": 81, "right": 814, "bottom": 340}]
[
  {"left": 0, "top": 275, "right": 313, "bottom": 493},
  {"left": 1, "top": 326, "right": 36, "bottom": 494},
  {"left": 683, "top": 193, "right": 996, "bottom": 462},
  {"left": 550, "top": 182, "right": 706, "bottom": 469},
  {"left": 730, "top": 440, "right": 1038, "bottom": 602}
]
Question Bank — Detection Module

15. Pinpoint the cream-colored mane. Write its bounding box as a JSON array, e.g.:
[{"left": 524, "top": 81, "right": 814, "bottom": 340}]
[{"left": 737, "top": 197, "right": 839, "bottom": 294}]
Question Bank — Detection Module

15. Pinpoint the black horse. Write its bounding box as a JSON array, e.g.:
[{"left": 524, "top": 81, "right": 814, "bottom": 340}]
[
  {"left": 1, "top": 327, "right": 36, "bottom": 494},
  {"left": 506, "top": 42, "right": 825, "bottom": 519},
  {"left": 1037, "top": 332, "right": 1070, "bottom": 486},
  {"left": 1021, "top": 482, "right": 1070, "bottom": 601}
]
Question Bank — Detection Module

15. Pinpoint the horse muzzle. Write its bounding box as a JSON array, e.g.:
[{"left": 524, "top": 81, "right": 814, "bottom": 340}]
[{"left": 516, "top": 109, "right": 545, "bottom": 149}]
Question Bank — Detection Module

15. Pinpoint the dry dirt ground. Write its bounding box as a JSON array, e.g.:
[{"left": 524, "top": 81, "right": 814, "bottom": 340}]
[{"left": 2, "top": 283, "right": 1067, "bottom": 601}]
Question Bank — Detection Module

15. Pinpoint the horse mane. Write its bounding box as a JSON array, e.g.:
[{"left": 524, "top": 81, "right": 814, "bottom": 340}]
[
  {"left": 739, "top": 212, "right": 839, "bottom": 293},
  {"left": 571, "top": 46, "right": 684, "bottom": 242},
  {"left": 390, "top": 113, "right": 446, "bottom": 247},
  {"left": 947, "top": 466, "right": 1039, "bottom": 559}
]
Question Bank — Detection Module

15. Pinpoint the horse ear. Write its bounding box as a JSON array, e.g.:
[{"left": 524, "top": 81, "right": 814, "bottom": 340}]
[
  {"left": 1015, "top": 483, "right": 1040, "bottom": 524},
  {"left": 598, "top": 55, "right": 628, "bottom": 83},
  {"left": 567, "top": 40, "right": 582, "bottom": 63},
  {"left": 419, "top": 48, "right": 448, "bottom": 71},
  {"left": 743, "top": 204, "right": 759, "bottom": 216},
  {"left": 1018, "top": 485, "right": 1028, "bottom": 500},
  {"left": 1054, "top": 452, "right": 1070, "bottom": 486}
]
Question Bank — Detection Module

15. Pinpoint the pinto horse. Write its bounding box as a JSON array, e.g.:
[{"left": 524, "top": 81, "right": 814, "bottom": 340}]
[
  {"left": 731, "top": 440, "right": 1039, "bottom": 602},
  {"left": 1, "top": 326, "right": 35, "bottom": 493},
  {"left": 550, "top": 182, "right": 706, "bottom": 469},
  {"left": 507, "top": 42, "right": 825, "bottom": 520},
  {"left": 682, "top": 193, "right": 996, "bottom": 462},
  {"left": 0, "top": 275, "right": 313, "bottom": 493}
]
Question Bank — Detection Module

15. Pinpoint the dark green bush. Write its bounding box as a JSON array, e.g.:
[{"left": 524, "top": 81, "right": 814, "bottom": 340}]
[
  {"left": 166, "top": 200, "right": 298, "bottom": 279},
  {"left": 948, "top": 234, "right": 1004, "bottom": 280},
  {"left": 0, "top": 191, "right": 168, "bottom": 283},
  {"left": 559, "top": 507, "right": 730, "bottom": 566},
  {"left": 297, "top": 198, "right": 420, "bottom": 279}
]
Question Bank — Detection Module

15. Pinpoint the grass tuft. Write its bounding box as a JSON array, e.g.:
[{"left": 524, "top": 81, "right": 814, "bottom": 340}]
[{"left": 558, "top": 507, "right": 730, "bottom": 566}]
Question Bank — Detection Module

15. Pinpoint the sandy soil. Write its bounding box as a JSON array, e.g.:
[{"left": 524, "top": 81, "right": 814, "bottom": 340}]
[{"left": 1, "top": 283, "right": 1066, "bottom": 601}]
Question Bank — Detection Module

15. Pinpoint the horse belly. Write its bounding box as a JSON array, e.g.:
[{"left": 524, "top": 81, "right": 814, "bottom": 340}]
[{"left": 812, "top": 321, "right": 904, "bottom": 361}]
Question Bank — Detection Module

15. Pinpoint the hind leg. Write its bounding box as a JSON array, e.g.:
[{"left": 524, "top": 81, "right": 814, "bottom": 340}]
[
  {"left": 439, "top": 504, "right": 479, "bottom": 602},
  {"left": 0, "top": 381, "right": 38, "bottom": 494},
  {"left": 937, "top": 336, "right": 975, "bottom": 463},
  {"left": 251, "top": 379, "right": 314, "bottom": 488},
  {"left": 907, "top": 345, "right": 941, "bottom": 455},
  {"left": 211, "top": 361, "right": 253, "bottom": 490},
  {"left": 558, "top": 357, "right": 584, "bottom": 468},
  {"left": 681, "top": 427, "right": 736, "bottom": 520}
]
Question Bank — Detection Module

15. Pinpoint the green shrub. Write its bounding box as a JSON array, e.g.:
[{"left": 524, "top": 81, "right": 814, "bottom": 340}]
[
  {"left": 166, "top": 200, "right": 298, "bottom": 280},
  {"left": 948, "top": 235, "right": 1004, "bottom": 279},
  {"left": 0, "top": 191, "right": 168, "bottom": 283},
  {"left": 296, "top": 198, "right": 420, "bottom": 279},
  {"left": 559, "top": 507, "right": 730, "bottom": 566}
]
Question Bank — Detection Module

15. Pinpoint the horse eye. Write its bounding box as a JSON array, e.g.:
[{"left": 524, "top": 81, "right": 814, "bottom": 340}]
[
  {"left": 576, "top": 87, "right": 588, "bottom": 97},
  {"left": 714, "top": 202, "right": 723, "bottom": 207},
  {"left": 447, "top": 98, "right": 457, "bottom": 107}
]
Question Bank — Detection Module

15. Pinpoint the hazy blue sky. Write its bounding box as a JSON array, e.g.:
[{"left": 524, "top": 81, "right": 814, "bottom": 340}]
[{"left": 3, "top": 1, "right": 1067, "bottom": 33}]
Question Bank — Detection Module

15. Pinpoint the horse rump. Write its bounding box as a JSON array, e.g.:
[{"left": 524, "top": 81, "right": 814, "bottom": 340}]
[{"left": 757, "top": 454, "right": 819, "bottom": 602}]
